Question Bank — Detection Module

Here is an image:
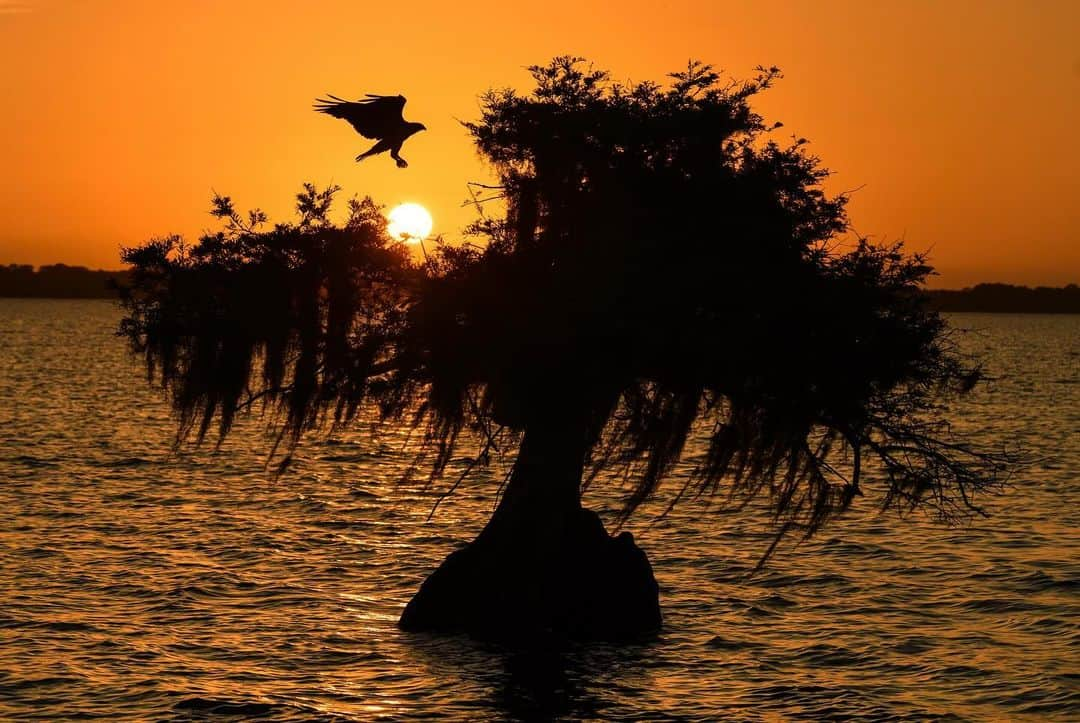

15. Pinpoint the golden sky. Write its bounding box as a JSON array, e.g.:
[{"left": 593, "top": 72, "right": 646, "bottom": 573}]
[{"left": 0, "top": 0, "right": 1077, "bottom": 287}]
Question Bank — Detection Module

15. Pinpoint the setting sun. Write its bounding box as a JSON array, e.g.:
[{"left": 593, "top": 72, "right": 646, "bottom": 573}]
[
  {"left": 387, "top": 203, "right": 433, "bottom": 244},
  {"left": 1, "top": 4, "right": 1076, "bottom": 720}
]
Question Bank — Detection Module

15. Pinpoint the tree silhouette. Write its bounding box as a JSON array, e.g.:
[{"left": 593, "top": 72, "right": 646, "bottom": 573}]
[{"left": 119, "top": 58, "right": 1010, "bottom": 640}]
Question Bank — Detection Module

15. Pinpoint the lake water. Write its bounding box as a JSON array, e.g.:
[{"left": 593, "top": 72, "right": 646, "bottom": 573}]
[{"left": 0, "top": 299, "right": 1077, "bottom": 721}]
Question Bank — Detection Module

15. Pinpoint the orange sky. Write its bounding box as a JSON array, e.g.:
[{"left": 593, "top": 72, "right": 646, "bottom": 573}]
[{"left": 0, "top": 0, "right": 1077, "bottom": 287}]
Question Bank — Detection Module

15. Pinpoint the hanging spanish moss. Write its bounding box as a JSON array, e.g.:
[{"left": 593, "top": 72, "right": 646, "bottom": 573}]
[{"left": 119, "top": 58, "right": 1013, "bottom": 638}]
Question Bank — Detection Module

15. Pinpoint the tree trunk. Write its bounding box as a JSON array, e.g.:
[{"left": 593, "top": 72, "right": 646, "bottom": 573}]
[{"left": 399, "top": 413, "right": 662, "bottom": 640}]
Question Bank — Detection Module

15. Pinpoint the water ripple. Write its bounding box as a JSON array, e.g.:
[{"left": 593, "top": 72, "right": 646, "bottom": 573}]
[{"left": 0, "top": 301, "right": 1077, "bottom": 720}]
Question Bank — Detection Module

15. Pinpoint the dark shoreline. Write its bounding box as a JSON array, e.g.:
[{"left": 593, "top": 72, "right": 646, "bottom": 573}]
[
  {"left": 2, "top": 265, "right": 1078, "bottom": 313},
  {"left": 1, "top": 265, "right": 128, "bottom": 300},
  {"left": 925, "top": 283, "right": 1080, "bottom": 314}
]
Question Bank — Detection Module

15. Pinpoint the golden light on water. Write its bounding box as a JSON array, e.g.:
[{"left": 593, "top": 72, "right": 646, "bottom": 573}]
[{"left": 387, "top": 203, "right": 433, "bottom": 244}]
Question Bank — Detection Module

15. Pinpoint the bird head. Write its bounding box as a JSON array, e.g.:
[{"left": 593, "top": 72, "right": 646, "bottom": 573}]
[{"left": 409, "top": 122, "right": 427, "bottom": 134}]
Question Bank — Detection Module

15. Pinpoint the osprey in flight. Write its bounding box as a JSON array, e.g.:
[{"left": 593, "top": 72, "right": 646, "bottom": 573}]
[{"left": 313, "top": 93, "right": 426, "bottom": 168}]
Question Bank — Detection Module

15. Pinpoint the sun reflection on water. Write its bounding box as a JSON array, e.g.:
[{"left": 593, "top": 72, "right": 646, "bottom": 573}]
[{"left": 0, "top": 300, "right": 1076, "bottom": 720}]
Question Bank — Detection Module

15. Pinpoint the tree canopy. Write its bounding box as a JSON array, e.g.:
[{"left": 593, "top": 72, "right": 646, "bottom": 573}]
[{"left": 119, "top": 58, "right": 1010, "bottom": 561}]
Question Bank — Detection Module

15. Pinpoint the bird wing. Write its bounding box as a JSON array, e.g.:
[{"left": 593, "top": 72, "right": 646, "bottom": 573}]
[{"left": 312, "top": 94, "right": 407, "bottom": 139}]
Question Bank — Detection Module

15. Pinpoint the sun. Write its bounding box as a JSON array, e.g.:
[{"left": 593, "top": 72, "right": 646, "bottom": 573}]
[{"left": 387, "top": 203, "right": 433, "bottom": 244}]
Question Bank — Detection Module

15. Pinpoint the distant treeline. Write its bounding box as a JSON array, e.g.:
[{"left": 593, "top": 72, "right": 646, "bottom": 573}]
[
  {"left": 1, "top": 264, "right": 1078, "bottom": 312},
  {"left": 925, "top": 283, "right": 1080, "bottom": 314},
  {"left": 0, "top": 264, "right": 129, "bottom": 298}
]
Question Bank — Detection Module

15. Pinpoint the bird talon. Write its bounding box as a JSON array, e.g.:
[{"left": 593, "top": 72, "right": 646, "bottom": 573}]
[{"left": 316, "top": 92, "right": 425, "bottom": 168}]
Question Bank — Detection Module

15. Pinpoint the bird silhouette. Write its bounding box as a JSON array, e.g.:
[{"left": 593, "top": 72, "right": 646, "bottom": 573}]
[{"left": 314, "top": 93, "right": 426, "bottom": 168}]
